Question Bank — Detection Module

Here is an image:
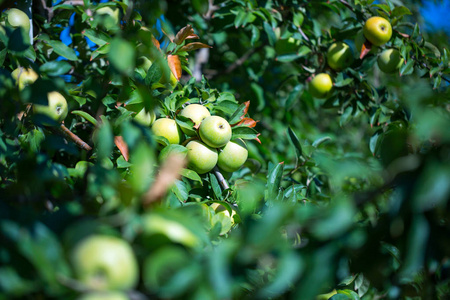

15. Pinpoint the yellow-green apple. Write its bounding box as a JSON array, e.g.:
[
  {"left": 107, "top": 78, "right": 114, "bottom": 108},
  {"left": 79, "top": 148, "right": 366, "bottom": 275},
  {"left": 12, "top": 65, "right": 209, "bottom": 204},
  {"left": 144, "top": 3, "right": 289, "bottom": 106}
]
[
  {"left": 377, "top": 48, "right": 404, "bottom": 74},
  {"left": 133, "top": 108, "right": 156, "bottom": 126},
  {"left": 179, "top": 104, "right": 211, "bottom": 136},
  {"left": 210, "top": 202, "right": 236, "bottom": 235},
  {"left": 186, "top": 140, "right": 218, "bottom": 174},
  {"left": 326, "top": 42, "right": 354, "bottom": 71},
  {"left": 159, "top": 70, "right": 178, "bottom": 90},
  {"left": 71, "top": 235, "right": 139, "bottom": 291},
  {"left": 77, "top": 291, "right": 129, "bottom": 300},
  {"left": 138, "top": 56, "right": 152, "bottom": 72},
  {"left": 11, "top": 67, "right": 38, "bottom": 90},
  {"left": 199, "top": 116, "right": 232, "bottom": 148},
  {"left": 151, "top": 118, "right": 183, "bottom": 144},
  {"left": 217, "top": 139, "right": 248, "bottom": 172},
  {"left": 308, "top": 73, "right": 333, "bottom": 99},
  {"left": 5, "top": 8, "right": 30, "bottom": 34},
  {"left": 363, "top": 16, "right": 392, "bottom": 46},
  {"left": 33, "top": 91, "right": 68, "bottom": 125}
]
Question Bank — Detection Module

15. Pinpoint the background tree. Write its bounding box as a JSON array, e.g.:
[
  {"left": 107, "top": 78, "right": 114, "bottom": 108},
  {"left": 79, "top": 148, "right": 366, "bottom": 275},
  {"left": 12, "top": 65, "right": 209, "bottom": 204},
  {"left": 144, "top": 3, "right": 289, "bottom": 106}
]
[{"left": 0, "top": 0, "right": 449, "bottom": 299}]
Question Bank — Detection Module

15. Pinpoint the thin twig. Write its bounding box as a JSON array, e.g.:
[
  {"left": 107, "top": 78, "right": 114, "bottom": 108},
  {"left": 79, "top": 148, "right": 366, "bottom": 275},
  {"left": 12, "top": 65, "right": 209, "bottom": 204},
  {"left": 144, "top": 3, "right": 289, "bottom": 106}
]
[
  {"left": 212, "top": 45, "right": 264, "bottom": 78},
  {"left": 213, "top": 166, "right": 229, "bottom": 190},
  {"left": 338, "top": 0, "right": 356, "bottom": 13},
  {"left": 58, "top": 124, "right": 92, "bottom": 151}
]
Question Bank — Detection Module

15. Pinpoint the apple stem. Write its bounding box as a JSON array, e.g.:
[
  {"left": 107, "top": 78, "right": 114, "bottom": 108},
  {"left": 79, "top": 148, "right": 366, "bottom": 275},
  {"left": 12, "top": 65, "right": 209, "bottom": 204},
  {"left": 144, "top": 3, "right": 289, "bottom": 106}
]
[
  {"left": 213, "top": 166, "right": 229, "bottom": 190},
  {"left": 58, "top": 124, "right": 92, "bottom": 151}
]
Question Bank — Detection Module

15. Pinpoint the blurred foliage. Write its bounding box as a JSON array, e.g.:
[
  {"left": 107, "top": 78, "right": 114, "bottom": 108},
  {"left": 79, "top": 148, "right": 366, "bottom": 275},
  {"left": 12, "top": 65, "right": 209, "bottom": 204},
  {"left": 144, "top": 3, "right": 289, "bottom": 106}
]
[{"left": 0, "top": 0, "right": 449, "bottom": 299}]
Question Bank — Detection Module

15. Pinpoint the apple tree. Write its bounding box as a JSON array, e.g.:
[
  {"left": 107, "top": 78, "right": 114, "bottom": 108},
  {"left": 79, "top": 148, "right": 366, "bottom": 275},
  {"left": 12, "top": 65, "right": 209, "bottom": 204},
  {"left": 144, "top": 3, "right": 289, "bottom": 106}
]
[{"left": 0, "top": 0, "right": 449, "bottom": 299}]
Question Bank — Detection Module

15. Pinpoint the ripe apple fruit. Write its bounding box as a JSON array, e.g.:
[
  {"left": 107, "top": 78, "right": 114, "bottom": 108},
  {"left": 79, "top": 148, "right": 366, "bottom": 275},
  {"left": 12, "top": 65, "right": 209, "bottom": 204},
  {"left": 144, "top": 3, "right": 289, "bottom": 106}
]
[
  {"left": 77, "top": 291, "right": 129, "bottom": 300},
  {"left": 199, "top": 116, "right": 232, "bottom": 148},
  {"left": 217, "top": 139, "right": 248, "bottom": 172},
  {"left": 179, "top": 104, "right": 211, "bottom": 136},
  {"left": 377, "top": 48, "right": 404, "bottom": 74},
  {"left": 133, "top": 107, "right": 156, "bottom": 126},
  {"left": 71, "top": 235, "right": 139, "bottom": 291},
  {"left": 210, "top": 202, "right": 236, "bottom": 235},
  {"left": 138, "top": 56, "right": 153, "bottom": 72},
  {"left": 159, "top": 70, "right": 178, "bottom": 90},
  {"left": 186, "top": 140, "right": 218, "bottom": 174},
  {"left": 326, "top": 42, "right": 354, "bottom": 71},
  {"left": 363, "top": 16, "right": 392, "bottom": 46},
  {"left": 151, "top": 118, "right": 184, "bottom": 144},
  {"left": 308, "top": 73, "right": 333, "bottom": 99},
  {"left": 11, "top": 67, "right": 38, "bottom": 90},
  {"left": 33, "top": 91, "right": 68, "bottom": 125},
  {"left": 5, "top": 8, "right": 30, "bottom": 34}
]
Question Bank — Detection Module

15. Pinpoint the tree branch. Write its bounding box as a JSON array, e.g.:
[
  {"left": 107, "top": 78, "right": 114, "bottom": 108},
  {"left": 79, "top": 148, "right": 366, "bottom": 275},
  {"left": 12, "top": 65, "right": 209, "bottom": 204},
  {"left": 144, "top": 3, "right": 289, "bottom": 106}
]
[
  {"left": 213, "top": 166, "right": 229, "bottom": 190},
  {"left": 57, "top": 124, "right": 92, "bottom": 151}
]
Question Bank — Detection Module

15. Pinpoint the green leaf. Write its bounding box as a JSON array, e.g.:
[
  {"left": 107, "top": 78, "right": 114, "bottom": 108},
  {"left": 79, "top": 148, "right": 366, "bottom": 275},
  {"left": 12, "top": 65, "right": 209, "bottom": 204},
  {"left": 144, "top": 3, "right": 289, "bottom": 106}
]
[
  {"left": 71, "top": 110, "right": 98, "bottom": 126},
  {"left": 228, "top": 102, "right": 248, "bottom": 124},
  {"left": 287, "top": 127, "right": 302, "bottom": 158},
  {"left": 231, "top": 126, "right": 259, "bottom": 140},
  {"left": 263, "top": 22, "right": 276, "bottom": 46},
  {"left": 39, "top": 61, "right": 72, "bottom": 76},
  {"left": 250, "top": 25, "right": 260, "bottom": 46},
  {"left": 209, "top": 173, "right": 223, "bottom": 200},
  {"left": 180, "top": 168, "right": 203, "bottom": 185},
  {"left": 48, "top": 40, "right": 78, "bottom": 61},
  {"left": 391, "top": 6, "right": 412, "bottom": 19},
  {"left": 266, "top": 162, "right": 284, "bottom": 201},
  {"left": 108, "top": 38, "right": 136, "bottom": 75},
  {"left": 171, "top": 180, "right": 189, "bottom": 202},
  {"left": 82, "top": 29, "right": 111, "bottom": 46},
  {"left": 312, "top": 136, "right": 331, "bottom": 148},
  {"left": 400, "top": 59, "right": 414, "bottom": 76},
  {"left": 145, "top": 60, "right": 163, "bottom": 86}
]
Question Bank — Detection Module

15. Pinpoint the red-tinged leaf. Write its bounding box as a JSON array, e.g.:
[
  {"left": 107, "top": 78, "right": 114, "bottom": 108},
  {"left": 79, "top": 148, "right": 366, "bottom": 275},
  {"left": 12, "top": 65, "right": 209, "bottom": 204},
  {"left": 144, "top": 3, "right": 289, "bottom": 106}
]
[
  {"left": 174, "top": 24, "right": 195, "bottom": 45},
  {"left": 186, "top": 34, "right": 199, "bottom": 39},
  {"left": 233, "top": 118, "right": 258, "bottom": 128},
  {"left": 255, "top": 134, "right": 261, "bottom": 144},
  {"left": 152, "top": 36, "right": 161, "bottom": 49},
  {"left": 114, "top": 136, "right": 129, "bottom": 161},
  {"left": 168, "top": 55, "right": 182, "bottom": 80},
  {"left": 359, "top": 41, "right": 372, "bottom": 59},
  {"left": 180, "top": 42, "right": 212, "bottom": 52},
  {"left": 395, "top": 30, "right": 410, "bottom": 38},
  {"left": 242, "top": 101, "right": 250, "bottom": 118}
]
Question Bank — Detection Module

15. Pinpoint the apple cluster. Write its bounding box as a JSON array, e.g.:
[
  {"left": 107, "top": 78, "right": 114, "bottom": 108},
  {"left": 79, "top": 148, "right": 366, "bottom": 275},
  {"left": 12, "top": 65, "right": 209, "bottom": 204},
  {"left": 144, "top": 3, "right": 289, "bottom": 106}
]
[
  {"left": 308, "top": 16, "right": 402, "bottom": 99},
  {"left": 151, "top": 104, "right": 249, "bottom": 175}
]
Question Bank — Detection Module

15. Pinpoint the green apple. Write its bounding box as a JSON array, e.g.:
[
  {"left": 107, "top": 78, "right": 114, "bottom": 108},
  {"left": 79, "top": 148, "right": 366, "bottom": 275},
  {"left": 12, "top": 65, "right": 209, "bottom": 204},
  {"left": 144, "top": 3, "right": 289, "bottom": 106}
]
[
  {"left": 133, "top": 107, "right": 156, "bottom": 126},
  {"left": 5, "top": 8, "right": 30, "bottom": 34},
  {"left": 355, "top": 30, "right": 378, "bottom": 55},
  {"left": 11, "top": 67, "right": 38, "bottom": 90},
  {"left": 71, "top": 235, "right": 138, "bottom": 291},
  {"left": 217, "top": 139, "right": 248, "bottom": 172},
  {"left": 210, "top": 202, "right": 236, "bottom": 235},
  {"left": 377, "top": 48, "right": 404, "bottom": 74},
  {"left": 151, "top": 118, "right": 184, "bottom": 144},
  {"left": 199, "top": 116, "right": 232, "bottom": 148},
  {"left": 179, "top": 104, "right": 211, "bottom": 136},
  {"left": 326, "top": 42, "right": 354, "bottom": 71},
  {"left": 308, "top": 73, "right": 333, "bottom": 99},
  {"left": 363, "top": 16, "right": 392, "bottom": 46},
  {"left": 77, "top": 291, "right": 129, "bottom": 300},
  {"left": 33, "top": 91, "right": 68, "bottom": 125},
  {"left": 186, "top": 140, "right": 218, "bottom": 174}
]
